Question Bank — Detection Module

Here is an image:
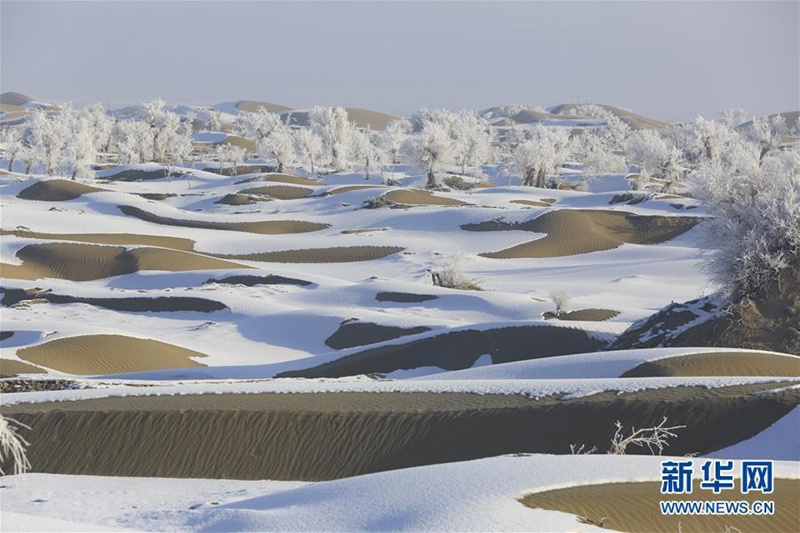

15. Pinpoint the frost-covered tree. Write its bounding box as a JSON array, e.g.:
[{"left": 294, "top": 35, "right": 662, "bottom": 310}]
[
  {"left": 687, "top": 116, "right": 738, "bottom": 165},
  {"left": 402, "top": 117, "right": 452, "bottom": 188},
  {"left": 719, "top": 108, "right": 749, "bottom": 128},
  {"left": 112, "top": 119, "right": 156, "bottom": 165},
  {"left": 293, "top": 128, "right": 322, "bottom": 174},
  {"left": 0, "top": 126, "right": 24, "bottom": 172},
  {"left": 625, "top": 129, "right": 670, "bottom": 179},
  {"left": 84, "top": 103, "right": 113, "bottom": 155},
  {"left": 216, "top": 143, "right": 247, "bottom": 175},
  {"left": 692, "top": 146, "right": 800, "bottom": 300},
  {"left": 259, "top": 122, "right": 295, "bottom": 173},
  {"left": 748, "top": 115, "right": 790, "bottom": 161},
  {"left": 451, "top": 110, "right": 493, "bottom": 175},
  {"left": 381, "top": 118, "right": 412, "bottom": 165},
  {"left": 514, "top": 125, "right": 570, "bottom": 187},
  {"left": 310, "top": 106, "right": 354, "bottom": 171},
  {"left": 570, "top": 130, "right": 626, "bottom": 173},
  {"left": 65, "top": 114, "right": 96, "bottom": 179},
  {"left": 27, "top": 108, "right": 69, "bottom": 175},
  {"left": 236, "top": 107, "right": 280, "bottom": 139},
  {"left": 208, "top": 109, "right": 223, "bottom": 131},
  {"left": 350, "top": 129, "right": 384, "bottom": 180}
]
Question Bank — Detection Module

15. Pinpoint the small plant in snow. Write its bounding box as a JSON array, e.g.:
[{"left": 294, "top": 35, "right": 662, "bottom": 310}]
[
  {"left": 608, "top": 416, "right": 685, "bottom": 455},
  {"left": 0, "top": 414, "right": 30, "bottom": 475},
  {"left": 429, "top": 255, "right": 482, "bottom": 291},
  {"left": 549, "top": 289, "right": 570, "bottom": 317}
]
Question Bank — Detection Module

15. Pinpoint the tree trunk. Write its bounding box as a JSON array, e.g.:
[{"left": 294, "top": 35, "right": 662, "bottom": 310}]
[
  {"left": 536, "top": 168, "right": 547, "bottom": 188},
  {"left": 426, "top": 167, "right": 437, "bottom": 188},
  {"left": 277, "top": 161, "right": 284, "bottom": 173},
  {"left": 364, "top": 158, "right": 370, "bottom": 180},
  {"left": 8, "top": 156, "right": 15, "bottom": 172},
  {"left": 524, "top": 168, "right": 535, "bottom": 187}
]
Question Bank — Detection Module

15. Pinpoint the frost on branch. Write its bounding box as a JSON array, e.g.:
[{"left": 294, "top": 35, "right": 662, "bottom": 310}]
[{"left": 0, "top": 414, "right": 30, "bottom": 476}]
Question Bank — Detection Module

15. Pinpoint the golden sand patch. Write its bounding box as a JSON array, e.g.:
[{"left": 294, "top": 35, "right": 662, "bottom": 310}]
[
  {"left": 328, "top": 185, "right": 384, "bottom": 195},
  {"left": 510, "top": 199, "right": 554, "bottom": 208},
  {"left": 622, "top": 351, "right": 800, "bottom": 378},
  {"left": 521, "top": 479, "right": 799, "bottom": 533},
  {"left": 464, "top": 210, "right": 699, "bottom": 258},
  {"left": 4, "top": 243, "right": 247, "bottom": 281},
  {"left": 0, "top": 359, "right": 46, "bottom": 378},
  {"left": 17, "top": 179, "right": 107, "bottom": 201},
  {"left": 16, "top": 334, "right": 208, "bottom": 375},
  {"left": 119, "top": 205, "right": 328, "bottom": 235},
  {"left": 383, "top": 189, "right": 470, "bottom": 207},
  {"left": 0, "top": 229, "right": 195, "bottom": 251},
  {"left": 224, "top": 246, "right": 404, "bottom": 264},
  {"left": 238, "top": 185, "right": 314, "bottom": 200},
  {"left": 235, "top": 173, "right": 320, "bottom": 186}
]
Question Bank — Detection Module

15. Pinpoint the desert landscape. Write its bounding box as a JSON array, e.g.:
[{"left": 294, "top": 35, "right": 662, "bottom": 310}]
[{"left": 0, "top": 84, "right": 797, "bottom": 532}]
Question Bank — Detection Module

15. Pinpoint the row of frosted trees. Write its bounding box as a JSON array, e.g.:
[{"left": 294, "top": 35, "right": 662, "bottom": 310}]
[{"left": 1, "top": 100, "right": 793, "bottom": 193}]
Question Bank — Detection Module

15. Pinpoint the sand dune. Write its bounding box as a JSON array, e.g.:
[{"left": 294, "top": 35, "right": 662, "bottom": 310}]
[
  {"left": 328, "top": 185, "right": 384, "bottom": 195},
  {"left": 463, "top": 210, "right": 699, "bottom": 258},
  {"left": 233, "top": 100, "right": 292, "bottom": 114},
  {"left": 5, "top": 243, "right": 247, "bottom": 281},
  {"left": 622, "top": 351, "right": 800, "bottom": 378},
  {"left": 283, "top": 108, "right": 396, "bottom": 130},
  {"left": 235, "top": 173, "right": 321, "bottom": 186},
  {"left": 119, "top": 205, "right": 328, "bottom": 234},
  {"left": 99, "top": 167, "right": 168, "bottom": 181},
  {"left": 557, "top": 309, "right": 620, "bottom": 321},
  {"left": 324, "top": 321, "right": 431, "bottom": 350},
  {"left": 375, "top": 292, "right": 439, "bottom": 303},
  {"left": 17, "top": 179, "right": 107, "bottom": 201},
  {"left": 1, "top": 287, "right": 228, "bottom": 313},
  {"left": 383, "top": 189, "right": 469, "bottom": 207},
  {"left": 279, "top": 325, "right": 608, "bottom": 378},
  {"left": 238, "top": 185, "right": 314, "bottom": 200},
  {"left": 0, "top": 359, "right": 46, "bottom": 378},
  {"left": 1, "top": 229, "right": 195, "bottom": 251},
  {"left": 224, "top": 246, "right": 404, "bottom": 264},
  {"left": 509, "top": 199, "right": 555, "bottom": 208},
  {"left": 16, "top": 334, "right": 208, "bottom": 375},
  {"left": 205, "top": 274, "right": 313, "bottom": 287},
  {"left": 215, "top": 193, "right": 266, "bottom": 206},
  {"left": 522, "top": 479, "right": 799, "bottom": 533},
  {"left": 1, "top": 383, "right": 795, "bottom": 480}
]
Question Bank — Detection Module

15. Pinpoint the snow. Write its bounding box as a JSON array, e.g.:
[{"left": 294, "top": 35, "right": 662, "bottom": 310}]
[
  {"left": 708, "top": 406, "right": 800, "bottom": 461},
  {"left": 3, "top": 375, "right": 797, "bottom": 407},
  {"left": 191, "top": 132, "right": 229, "bottom": 144},
  {"left": 2, "top": 455, "right": 797, "bottom": 532}
]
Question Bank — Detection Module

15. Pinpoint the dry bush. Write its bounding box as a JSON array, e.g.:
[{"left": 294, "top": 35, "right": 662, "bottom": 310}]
[{"left": 429, "top": 256, "right": 482, "bottom": 291}]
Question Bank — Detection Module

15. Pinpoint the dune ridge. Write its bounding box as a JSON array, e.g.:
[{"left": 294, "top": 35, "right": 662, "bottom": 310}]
[
  {"left": 17, "top": 179, "right": 108, "bottom": 201},
  {"left": 119, "top": 205, "right": 328, "bottom": 234},
  {"left": 16, "top": 334, "right": 208, "bottom": 375},
  {"left": 4, "top": 243, "right": 247, "bottom": 281},
  {"left": 463, "top": 210, "right": 699, "bottom": 258},
  {"left": 1, "top": 383, "right": 795, "bottom": 480},
  {"left": 278, "top": 325, "right": 608, "bottom": 378}
]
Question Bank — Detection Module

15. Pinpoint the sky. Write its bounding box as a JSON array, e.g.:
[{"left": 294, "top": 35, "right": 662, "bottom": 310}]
[{"left": 1, "top": 1, "right": 798, "bottom": 122}]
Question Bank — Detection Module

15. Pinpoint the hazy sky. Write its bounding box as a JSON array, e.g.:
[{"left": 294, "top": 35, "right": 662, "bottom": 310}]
[{"left": 2, "top": 1, "right": 798, "bottom": 121}]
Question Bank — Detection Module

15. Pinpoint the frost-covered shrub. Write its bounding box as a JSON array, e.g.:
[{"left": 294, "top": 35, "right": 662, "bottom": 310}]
[
  {"left": 693, "top": 147, "right": 800, "bottom": 299},
  {"left": 0, "top": 414, "right": 29, "bottom": 475}
]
